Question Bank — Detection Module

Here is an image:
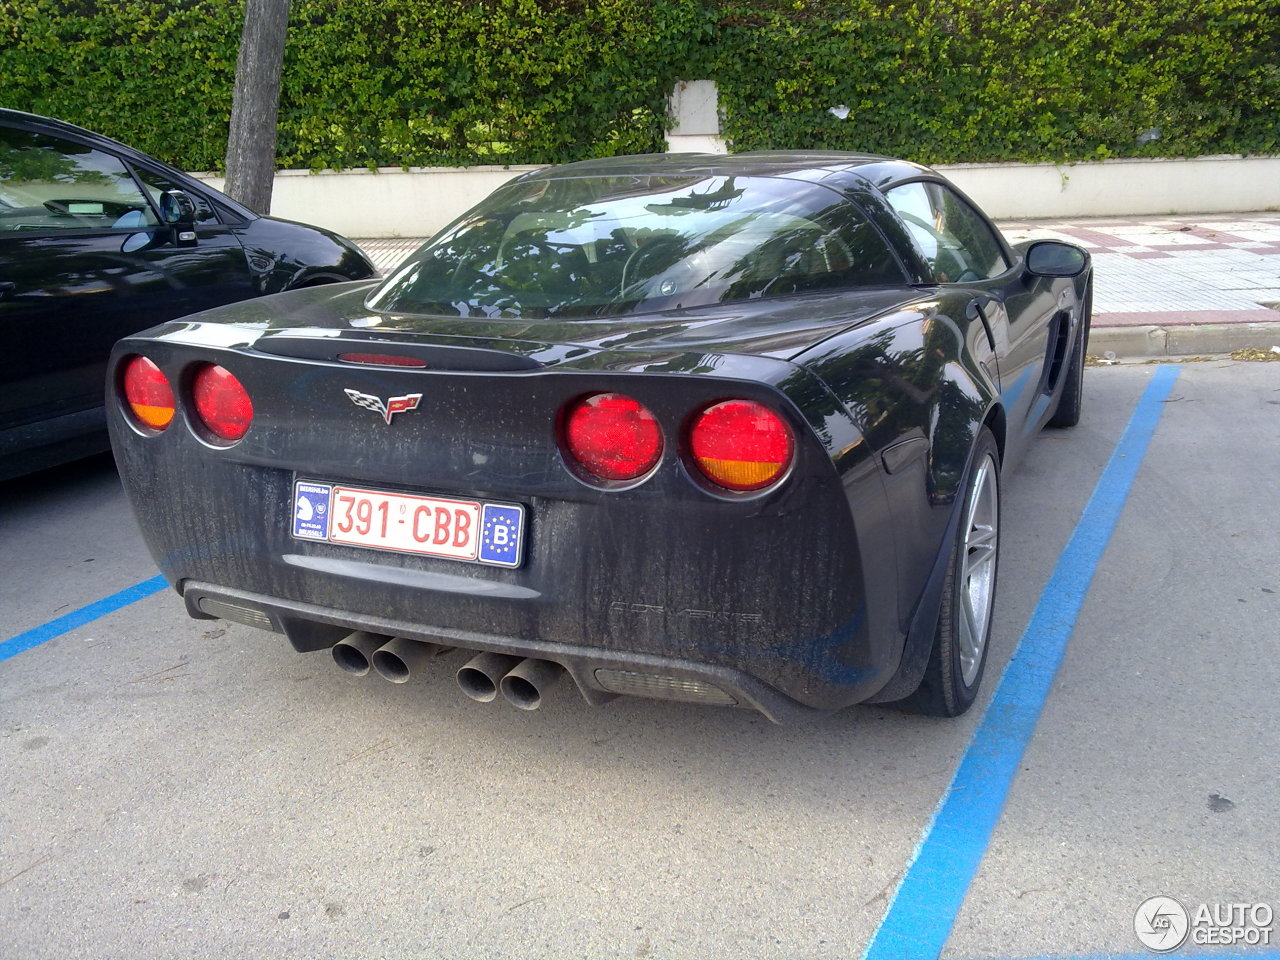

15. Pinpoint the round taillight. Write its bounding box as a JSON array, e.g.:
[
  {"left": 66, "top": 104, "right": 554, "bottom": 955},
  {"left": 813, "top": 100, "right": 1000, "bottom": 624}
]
[
  {"left": 192, "top": 364, "right": 253, "bottom": 442},
  {"left": 688, "top": 399, "right": 794, "bottom": 491},
  {"left": 563, "top": 392, "right": 662, "bottom": 482},
  {"left": 121, "top": 355, "right": 175, "bottom": 431}
]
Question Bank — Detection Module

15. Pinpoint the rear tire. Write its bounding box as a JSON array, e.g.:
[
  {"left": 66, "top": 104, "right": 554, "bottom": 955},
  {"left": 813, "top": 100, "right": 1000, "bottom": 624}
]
[
  {"left": 899, "top": 427, "right": 1001, "bottom": 717},
  {"left": 1048, "top": 282, "right": 1091, "bottom": 428}
]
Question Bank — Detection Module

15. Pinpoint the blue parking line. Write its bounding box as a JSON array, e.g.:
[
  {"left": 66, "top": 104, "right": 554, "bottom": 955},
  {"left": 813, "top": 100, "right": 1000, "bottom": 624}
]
[
  {"left": 862, "top": 364, "right": 1182, "bottom": 960},
  {"left": 0, "top": 575, "right": 168, "bottom": 663},
  {"left": 1010, "top": 953, "right": 1280, "bottom": 959}
]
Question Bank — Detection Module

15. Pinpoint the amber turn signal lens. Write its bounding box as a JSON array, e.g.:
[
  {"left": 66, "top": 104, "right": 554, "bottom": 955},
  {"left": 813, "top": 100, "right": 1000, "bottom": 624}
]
[
  {"left": 688, "top": 399, "right": 793, "bottom": 491},
  {"left": 121, "top": 355, "right": 175, "bottom": 430},
  {"left": 562, "top": 392, "right": 663, "bottom": 482},
  {"left": 192, "top": 364, "right": 253, "bottom": 442}
]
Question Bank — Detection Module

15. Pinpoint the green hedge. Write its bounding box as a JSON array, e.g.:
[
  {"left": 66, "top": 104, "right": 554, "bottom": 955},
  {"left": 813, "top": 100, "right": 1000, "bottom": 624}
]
[
  {"left": 0, "top": 0, "right": 1275, "bottom": 172},
  {"left": 0, "top": 0, "right": 700, "bottom": 169},
  {"left": 711, "top": 0, "right": 1280, "bottom": 163}
]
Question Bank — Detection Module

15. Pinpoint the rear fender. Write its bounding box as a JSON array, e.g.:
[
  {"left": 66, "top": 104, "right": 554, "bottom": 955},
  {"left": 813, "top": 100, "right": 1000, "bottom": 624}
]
[{"left": 794, "top": 301, "right": 999, "bottom": 665}]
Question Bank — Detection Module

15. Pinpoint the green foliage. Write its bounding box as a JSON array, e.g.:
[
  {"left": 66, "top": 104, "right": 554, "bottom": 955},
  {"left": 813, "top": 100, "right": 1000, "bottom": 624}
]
[
  {"left": 0, "top": 1, "right": 242, "bottom": 170},
  {"left": 274, "top": 0, "right": 707, "bottom": 170},
  {"left": 0, "top": 0, "right": 1274, "bottom": 173},
  {"left": 0, "top": 0, "right": 704, "bottom": 170},
  {"left": 708, "top": 0, "right": 1280, "bottom": 163}
]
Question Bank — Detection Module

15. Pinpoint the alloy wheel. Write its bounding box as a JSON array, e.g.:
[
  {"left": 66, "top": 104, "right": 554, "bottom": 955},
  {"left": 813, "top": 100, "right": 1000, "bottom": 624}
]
[{"left": 958, "top": 452, "right": 999, "bottom": 686}]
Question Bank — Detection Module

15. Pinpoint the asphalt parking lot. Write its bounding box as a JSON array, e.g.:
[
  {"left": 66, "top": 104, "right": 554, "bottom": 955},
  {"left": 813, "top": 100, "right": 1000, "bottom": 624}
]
[{"left": 2, "top": 361, "right": 1277, "bottom": 960}]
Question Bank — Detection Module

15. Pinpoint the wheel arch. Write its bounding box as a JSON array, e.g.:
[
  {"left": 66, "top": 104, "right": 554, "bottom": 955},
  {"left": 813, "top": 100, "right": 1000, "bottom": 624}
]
[
  {"left": 285, "top": 269, "right": 349, "bottom": 290},
  {"left": 984, "top": 401, "right": 1007, "bottom": 466}
]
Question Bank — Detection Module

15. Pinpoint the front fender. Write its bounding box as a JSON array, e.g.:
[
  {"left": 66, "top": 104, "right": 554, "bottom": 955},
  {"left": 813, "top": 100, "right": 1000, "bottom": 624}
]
[{"left": 233, "top": 216, "right": 377, "bottom": 295}]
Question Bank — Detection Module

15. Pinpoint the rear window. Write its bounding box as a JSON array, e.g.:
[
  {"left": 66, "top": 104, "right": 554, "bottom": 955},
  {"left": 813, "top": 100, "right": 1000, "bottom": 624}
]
[{"left": 368, "top": 174, "right": 906, "bottom": 319}]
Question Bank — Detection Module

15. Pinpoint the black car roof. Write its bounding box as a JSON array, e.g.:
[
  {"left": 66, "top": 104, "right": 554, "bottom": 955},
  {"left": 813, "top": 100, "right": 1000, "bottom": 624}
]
[
  {"left": 0, "top": 106, "right": 132, "bottom": 150},
  {"left": 513, "top": 150, "right": 937, "bottom": 194}
]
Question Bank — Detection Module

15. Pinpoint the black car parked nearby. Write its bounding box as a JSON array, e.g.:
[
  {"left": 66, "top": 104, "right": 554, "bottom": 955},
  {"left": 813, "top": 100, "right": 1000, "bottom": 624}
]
[
  {"left": 108, "top": 152, "right": 1091, "bottom": 722},
  {"left": 0, "top": 108, "right": 377, "bottom": 479}
]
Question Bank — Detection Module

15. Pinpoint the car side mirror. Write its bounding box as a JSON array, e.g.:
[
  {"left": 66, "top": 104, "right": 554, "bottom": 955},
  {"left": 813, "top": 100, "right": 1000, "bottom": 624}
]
[
  {"left": 160, "top": 189, "right": 198, "bottom": 247},
  {"left": 121, "top": 232, "right": 153, "bottom": 254},
  {"left": 1025, "top": 240, "right": 1087, "bottom": 278}
]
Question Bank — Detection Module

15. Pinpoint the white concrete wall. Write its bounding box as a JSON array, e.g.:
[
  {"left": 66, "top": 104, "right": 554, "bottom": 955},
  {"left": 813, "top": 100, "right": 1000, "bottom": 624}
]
[
  {"left": 194, "top": 154, "right": 1280, "bottom": 238},
  {"left": 194, "top": 165, "right": 540, "bottom": 238},
  {"left": 936, "top": 155, "right": 1280, "bottom": 220}
]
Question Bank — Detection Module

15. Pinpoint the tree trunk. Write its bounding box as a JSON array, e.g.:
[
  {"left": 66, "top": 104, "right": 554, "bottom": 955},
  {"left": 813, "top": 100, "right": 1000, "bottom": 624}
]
[{"left": 224, "top": 0, "right": 290, "bottom": 214}]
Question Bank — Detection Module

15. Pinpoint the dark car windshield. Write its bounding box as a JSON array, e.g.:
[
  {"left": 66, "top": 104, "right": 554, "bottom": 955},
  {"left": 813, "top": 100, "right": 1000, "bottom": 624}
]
[{"left": 367, "top": 174, "right": 906, "bottom": 320}]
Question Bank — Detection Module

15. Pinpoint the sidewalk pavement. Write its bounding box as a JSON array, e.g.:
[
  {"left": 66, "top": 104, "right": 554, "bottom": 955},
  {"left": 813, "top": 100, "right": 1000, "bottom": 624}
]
[
  {"left": 356, "top": 211, "right": 1280, "bottom": 360},
  {"left": 999, "top": 213, "right": 1280, "bottom": 358}
]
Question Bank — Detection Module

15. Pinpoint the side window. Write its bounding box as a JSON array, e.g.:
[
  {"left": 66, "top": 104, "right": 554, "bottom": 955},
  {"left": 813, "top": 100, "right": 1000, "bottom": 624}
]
[
  {"left": 0, "top": 126, "right": 160, "bottom": 232},
  {"left": 885, "top": 181, "right": 1008, "bottom": 282},
  {"left": 132, "top": 166, "right": 220, "bottom": 225}
]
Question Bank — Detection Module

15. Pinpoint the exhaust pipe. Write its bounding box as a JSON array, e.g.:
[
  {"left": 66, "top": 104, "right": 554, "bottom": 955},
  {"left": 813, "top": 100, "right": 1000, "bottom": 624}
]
[
  {"left": 372, "top": 637, "right": 443, "bottom": 684},
  {"left": 330, "top": 631, "right": 386, "bottom": 676},
  {"left": 456, "top": 652, "right": 521, "bottom": 703},
  {"left": 500, "top": 658, "right": 565, "bottom": 711}
]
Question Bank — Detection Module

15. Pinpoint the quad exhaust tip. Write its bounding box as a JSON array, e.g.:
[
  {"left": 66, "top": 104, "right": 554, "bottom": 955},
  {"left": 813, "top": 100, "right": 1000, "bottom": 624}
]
[
  {"left": 500, "top": 658, "right": 565, "bottom": 711},
  {"left": 334, "top": 636, "right": 565, "bottom": 710},
  {"left": 457, "top": 654, "right": 565, "bottom": 709},
  {"left": 331, "top": 631, "right": 385, "bottom": 676},
  {"left": 372, "top": 637, "right": 444, "bottom": 684},
  {"left": 456, "top": 652, "right": 522, "bottom": 703}
]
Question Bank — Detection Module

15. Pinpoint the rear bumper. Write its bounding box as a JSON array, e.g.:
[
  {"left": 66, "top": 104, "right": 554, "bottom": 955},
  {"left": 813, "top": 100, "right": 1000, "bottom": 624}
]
[
  {"left": 183, "top": 581, "right": 844, "bottom": 723},
  {"left": 124, "top": 444, "right": 902, "bottom": 716},
  {"left": 109, "top": 337, "right": 911, "bottom": 718}
]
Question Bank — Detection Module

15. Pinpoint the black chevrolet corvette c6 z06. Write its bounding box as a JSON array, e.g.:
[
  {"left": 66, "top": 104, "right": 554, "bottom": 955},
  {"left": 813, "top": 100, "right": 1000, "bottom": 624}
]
[{"left": 107, "top": 152, "right": 1091, "bottom": 723}]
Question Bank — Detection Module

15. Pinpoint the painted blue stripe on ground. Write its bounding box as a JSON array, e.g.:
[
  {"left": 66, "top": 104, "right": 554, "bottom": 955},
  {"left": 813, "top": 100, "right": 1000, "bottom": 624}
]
[
  {"left": 1009, "top": 953, "right": 1280, "bottom": 959},
  {"left": 862, "top": 364, "right": 1182, "bottom": 960},
  {"left": 0, "top": 575, "right": 167, "bottom": 663}
]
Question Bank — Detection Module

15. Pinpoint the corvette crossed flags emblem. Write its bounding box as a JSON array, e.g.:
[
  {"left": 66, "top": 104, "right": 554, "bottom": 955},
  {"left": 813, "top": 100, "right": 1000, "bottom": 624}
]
[{"left": 344, "top": 388, "right": 423, "bottom": 424}]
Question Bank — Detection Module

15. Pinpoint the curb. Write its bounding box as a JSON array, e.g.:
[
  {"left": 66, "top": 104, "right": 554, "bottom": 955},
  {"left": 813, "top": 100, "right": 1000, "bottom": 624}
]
[{"left": 1090, "top": 321, "right": 1280, "bottom": 359}]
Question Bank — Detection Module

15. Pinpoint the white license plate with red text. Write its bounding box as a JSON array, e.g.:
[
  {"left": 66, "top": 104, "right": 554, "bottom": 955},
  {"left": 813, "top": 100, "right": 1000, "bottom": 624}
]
[{"left": 291, "top": 480, "right": 524, "bottom": 567}]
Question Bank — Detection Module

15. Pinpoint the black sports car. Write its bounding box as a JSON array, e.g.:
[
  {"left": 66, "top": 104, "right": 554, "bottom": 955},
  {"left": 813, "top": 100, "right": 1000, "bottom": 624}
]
[
  {"left": 0, "top": 108, "right": 377, "bottom": 479},
  {"left": 107, "top": 153, "right": 1090, "bottom": 722}
]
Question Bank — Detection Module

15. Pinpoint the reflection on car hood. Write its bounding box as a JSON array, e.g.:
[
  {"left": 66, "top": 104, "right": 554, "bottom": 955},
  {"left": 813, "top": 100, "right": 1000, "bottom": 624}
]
[{"left": 143, "top": 279, "right": 925, "bottom": 364}]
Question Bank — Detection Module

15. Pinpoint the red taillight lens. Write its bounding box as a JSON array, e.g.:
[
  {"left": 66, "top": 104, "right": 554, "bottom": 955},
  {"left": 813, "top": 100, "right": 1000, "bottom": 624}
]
[
  {"left": 688, "top": 399, "right": 794, "bottom": 491},
  {"left": 563, "top": 392, "right": 662, "bottom": 482},
  {"left": 121, "top": 355, "right": 174, "bottom": 430},
  {"left": 192, "top": 364, "right": 253, "bottom": 442}
]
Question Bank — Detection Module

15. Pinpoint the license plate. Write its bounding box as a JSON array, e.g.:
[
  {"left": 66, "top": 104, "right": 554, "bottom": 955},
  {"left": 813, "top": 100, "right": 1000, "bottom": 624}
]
[{"left": 291, "top": 480, "right": 524, "bottom": 567}]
